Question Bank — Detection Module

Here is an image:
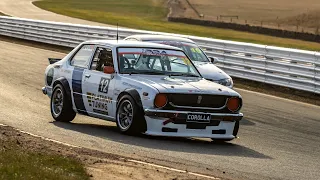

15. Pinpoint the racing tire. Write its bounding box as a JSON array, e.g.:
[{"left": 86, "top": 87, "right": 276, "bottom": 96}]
[
  {"left": 211, "top": 121, "right": 239, "bottom": 142},
  {"left": 50, "top": 84, "right": 76, "bottom": 122},
  {"left": 116, "top": 95, "right": 146, "bottom": 135}
]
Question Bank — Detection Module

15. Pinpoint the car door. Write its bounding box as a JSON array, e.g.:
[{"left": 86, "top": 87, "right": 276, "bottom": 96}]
[
  {"left": 82, "top": 46, "right": 116, "bottom": 121},
  {"left": 69, "top": 44, "right": 96, "bottom": 115}
]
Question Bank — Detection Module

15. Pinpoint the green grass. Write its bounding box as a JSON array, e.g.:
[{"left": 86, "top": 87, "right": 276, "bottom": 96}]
[
  {"left": 0, "top": 144, "right": 89, "bottom": 180},
  {"left": 33, "top": 0, "right": 320, "bottom": 51}
]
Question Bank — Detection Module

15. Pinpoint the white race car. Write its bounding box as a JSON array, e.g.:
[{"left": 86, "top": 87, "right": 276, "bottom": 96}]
[
  {"left": 42, "top": 40, "right": 243, "bottom": 141},
  {"left": 124, "top": 34, "right": 234, "bottom": 88}
]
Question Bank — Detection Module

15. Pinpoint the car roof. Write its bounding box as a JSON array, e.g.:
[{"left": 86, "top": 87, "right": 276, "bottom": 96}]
[
  {"left": 124, "top": 34, "right": 196, "bottom": 44},
  {"left": 83, "top": 40, "right": 183, "bottom": 50}
]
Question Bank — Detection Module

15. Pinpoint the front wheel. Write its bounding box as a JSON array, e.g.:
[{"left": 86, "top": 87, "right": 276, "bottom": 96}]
[
  {"left": 50, "top": 84, "right": 76, "bottom": 122},
  {"left": 116, "top": 95, "right": 146, "bottom": 135}
]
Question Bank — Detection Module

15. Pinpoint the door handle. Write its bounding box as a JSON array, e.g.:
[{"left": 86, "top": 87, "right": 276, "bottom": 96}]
[{"left": 84, "top": 74, "right": 91, "bottom": 78}]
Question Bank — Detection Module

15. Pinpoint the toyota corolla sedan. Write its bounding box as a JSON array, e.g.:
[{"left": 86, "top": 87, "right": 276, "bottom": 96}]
[{"left": 42, "top": 40, "right": 243, "bottom": 141}]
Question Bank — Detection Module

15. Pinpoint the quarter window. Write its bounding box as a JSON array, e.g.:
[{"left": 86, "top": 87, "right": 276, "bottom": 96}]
[{"left": 70, "top": 45, "right": 95, "bottom": 68}]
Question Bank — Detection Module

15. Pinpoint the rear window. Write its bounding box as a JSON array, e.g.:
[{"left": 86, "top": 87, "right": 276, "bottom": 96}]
[{"left": 70, "top": 45, "right": 95, "bottom": 68}]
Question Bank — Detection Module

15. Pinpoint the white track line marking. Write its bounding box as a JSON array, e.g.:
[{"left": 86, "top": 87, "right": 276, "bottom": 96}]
[
  {"left": 127, "top": 159, "right": 220, "bottom": 180},
  {"left": 0, "top": 123, "right": 79, "bottom": 148}
]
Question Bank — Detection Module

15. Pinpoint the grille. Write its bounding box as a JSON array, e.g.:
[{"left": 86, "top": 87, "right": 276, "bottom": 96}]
[{"left": 167, "top": 94, "right": 227, "bottom": 108}]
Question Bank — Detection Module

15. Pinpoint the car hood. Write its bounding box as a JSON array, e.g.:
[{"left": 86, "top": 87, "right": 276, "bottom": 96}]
[
  {"left": 123, "top": 75, "right": 239, "bottom": 96},
  {"left": 192, "top": 61, "right": 230, "bottom": 81}
]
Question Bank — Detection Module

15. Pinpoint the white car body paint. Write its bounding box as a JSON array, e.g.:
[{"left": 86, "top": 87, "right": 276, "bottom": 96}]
[{"left": 43, "top": 40, "right": 243, "bottom": 139}]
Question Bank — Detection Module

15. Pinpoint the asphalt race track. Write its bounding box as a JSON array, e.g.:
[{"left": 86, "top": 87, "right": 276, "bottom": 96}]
[{"left": 0, "top": 40, "right": 319, "bottom": 180}]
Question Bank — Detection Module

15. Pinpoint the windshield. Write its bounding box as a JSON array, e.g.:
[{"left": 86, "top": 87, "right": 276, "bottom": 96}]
[
  {"left": 147, "top": 41, "right": 209, "bottom": 62},
  {"left": 117, "top": 47, "right": 201, "bottom": 77}
]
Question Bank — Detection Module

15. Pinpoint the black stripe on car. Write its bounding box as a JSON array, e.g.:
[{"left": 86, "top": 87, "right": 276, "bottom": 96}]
[{"left": 72, "top": 67, "right": 88, "bottom": 115}]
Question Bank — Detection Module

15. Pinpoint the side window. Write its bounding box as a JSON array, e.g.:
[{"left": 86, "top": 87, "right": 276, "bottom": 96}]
[
  {"left": 70, "top": 45, "right": 95, "bottom": 68},
  {"left": 90, "top": 47, "right": 113, "bottom": 72}
]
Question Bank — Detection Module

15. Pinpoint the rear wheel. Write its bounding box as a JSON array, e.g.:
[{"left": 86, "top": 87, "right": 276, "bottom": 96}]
[
  {"left": 50, "top": 84, "right": 76, "bottom": 122},
  {"left": 211, "top": 121, "right": 239, "bottom": 142},
  {"left": 116, "top": 95, "right": 146, "bottom": 135}
]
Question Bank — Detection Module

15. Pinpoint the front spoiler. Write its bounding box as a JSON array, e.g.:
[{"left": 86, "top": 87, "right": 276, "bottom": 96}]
[{"left": 144, "top": 109, "right": 243, "bottom": 121}]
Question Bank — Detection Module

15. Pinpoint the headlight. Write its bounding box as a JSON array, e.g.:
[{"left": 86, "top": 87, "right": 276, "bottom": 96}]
[{"left": 212, "top": 78, "right": 233, "bottom": 88}]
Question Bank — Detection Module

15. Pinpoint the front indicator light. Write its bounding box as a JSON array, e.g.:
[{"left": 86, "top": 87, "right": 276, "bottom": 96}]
[
  {"left": 227, "top": 97, "right": 241, "bottom": 112},
  {"left": 154, "top": 94, "right": 168, "bottom": 108}
]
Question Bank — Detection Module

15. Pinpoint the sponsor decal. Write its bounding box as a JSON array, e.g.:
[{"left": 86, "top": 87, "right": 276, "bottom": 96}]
[
  {"left": 87, "top": 92, "right": 112, "bottom": 115},
  {"left": 187, "top": 90, "right": 201, "bottom": 93},
  {"left": 99, "top": 77, "right": 110, "bottom": 94},
  {"left": 142, "top": 49, "right": 167, "bottom": 57},
  {"left": 122, "top": 82, "right": 142, "bottom": 90}
]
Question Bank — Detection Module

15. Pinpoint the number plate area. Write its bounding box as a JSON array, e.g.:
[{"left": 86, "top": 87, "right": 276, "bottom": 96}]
[{"left": 186, "top": 113, "right": 211, "bottom": 123}]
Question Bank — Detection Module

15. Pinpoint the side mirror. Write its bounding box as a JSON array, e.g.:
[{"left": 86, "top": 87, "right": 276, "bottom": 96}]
[
  {"left": 103, "top": 66, "right": 115, "bottom": 74},
  {"left": 209, "top": 57, "right": 219, "bottom": 64}
]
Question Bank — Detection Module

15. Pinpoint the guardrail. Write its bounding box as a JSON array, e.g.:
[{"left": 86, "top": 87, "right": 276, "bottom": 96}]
[{"left": 0, "top": 16, "right": 319, "bottom": 94}]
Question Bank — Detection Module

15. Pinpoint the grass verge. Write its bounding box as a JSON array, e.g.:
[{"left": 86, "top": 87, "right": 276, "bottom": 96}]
[
  {"left": 33, "top": 0, "right": 320, "bottom": 51},
  {"left": 0, "top": 144, "right": 89, "bottom": 180},
  {"left": 0, "top": 125, "right": 208, "bottom": 180}
]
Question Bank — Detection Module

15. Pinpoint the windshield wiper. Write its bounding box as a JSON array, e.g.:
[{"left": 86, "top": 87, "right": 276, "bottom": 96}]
[
  {"left": 142, "top": 71, "right": 166, "bottom": 75},
  {"left": 167, "top": 73, "right": 200, "bottom": 77}
]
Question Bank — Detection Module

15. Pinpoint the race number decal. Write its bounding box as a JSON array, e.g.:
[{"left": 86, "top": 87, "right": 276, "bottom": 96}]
[{"left": 99, "top": 77, "right": 110, "bottom": 94}]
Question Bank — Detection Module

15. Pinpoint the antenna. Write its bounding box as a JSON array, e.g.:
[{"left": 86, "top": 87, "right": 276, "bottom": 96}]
[{"left": 116, "top": 23, "right": 119, "bottom": 42}]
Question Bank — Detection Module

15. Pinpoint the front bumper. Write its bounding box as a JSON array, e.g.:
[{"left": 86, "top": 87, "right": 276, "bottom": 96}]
[
  {"left": 144, "top": 109, "right": 243, "bottom": 121},
  {"left": 42, "top": 86, "right": 52, "bottom": 97},
  {"left": 143, "top": 109, "right": 242, "bottom": 139},
  {"left": 42, "top": 87, "right": 47, "bottom": 95}
]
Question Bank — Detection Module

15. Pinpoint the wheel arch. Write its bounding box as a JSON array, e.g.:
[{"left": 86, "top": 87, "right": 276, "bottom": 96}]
[
  {"left": 52, "top": 77, "right": 71, "bottom": 98},
  {"left": 116, "top": 89, "right": 147, "bottom": 133},
  {"left": 117, "top": 89, "right": 143, "bottom": 109}
]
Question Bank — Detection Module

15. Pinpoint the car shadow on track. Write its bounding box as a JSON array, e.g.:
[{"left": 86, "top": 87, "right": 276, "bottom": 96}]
[
  {"left": 52, "top": 121, "right": 271, "bottom": 159},
  {"left": 240, "top": 118, "right": 256, "bottom": 126}
]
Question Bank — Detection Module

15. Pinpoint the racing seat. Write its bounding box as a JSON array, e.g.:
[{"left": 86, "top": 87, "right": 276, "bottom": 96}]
[{"left": 96, "top": 49, "right": 113, "bottom": 71}]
